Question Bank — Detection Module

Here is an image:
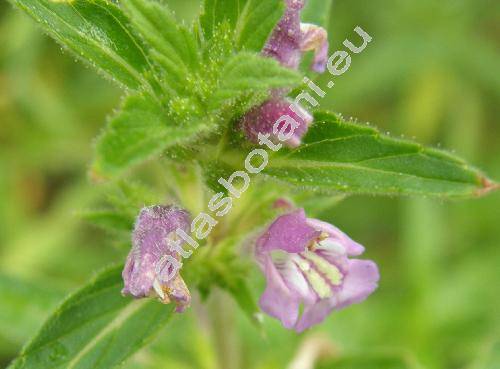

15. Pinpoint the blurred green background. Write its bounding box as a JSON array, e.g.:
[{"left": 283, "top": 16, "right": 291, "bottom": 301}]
[{"left": 0, "top": 0, "right": 499, "bottom": 368}]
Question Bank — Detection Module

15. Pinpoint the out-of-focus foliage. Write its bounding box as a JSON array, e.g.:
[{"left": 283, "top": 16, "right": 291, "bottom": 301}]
[{"left": 0, "top": 1, "right": 498, "bottom": 369}]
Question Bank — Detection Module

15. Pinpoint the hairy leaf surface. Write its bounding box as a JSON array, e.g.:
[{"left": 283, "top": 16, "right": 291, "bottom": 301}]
[
  {"left": 200, "top": 0, "right": 248, "bottom": 40},
  {"left": 201, "top": 0, "right": 283, "bottom": 52},
  {"left": 8, "top": 265, "right": 173, "bottom": 369},
  {"left": 10, "top": 0, "right": 152, "bottom": 89},
  {"left": 93, "top": 94, "right": 209, "bottom": 178},
  {"left": 234, "top": 0, "right": 284, "bottom": 51},
  {"left": 208, "top": 52, "right": 301, "bottom": 109},
  {"left": 122, "top": 0, "right": 199, "bottom": 96},
  {"left": 262, "top": 112, "right": 495, "bottom": 197}
]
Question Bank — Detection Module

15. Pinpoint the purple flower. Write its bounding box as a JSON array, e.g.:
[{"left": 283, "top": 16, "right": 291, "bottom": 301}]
[
  {"left": 241, "top": 0, "right": 329, "bottom": 146},
  {"left": 122, "top": 205, "right": 191, "bottom": 312},
  {"left": 255, "top": 208, "right": 379, "bottom": 332},
  {"left": 263, "top": 0, "right": 329, "bottom": 73},
  {"left": 241, "top": 97, "right": 312, "bottom": 147}
]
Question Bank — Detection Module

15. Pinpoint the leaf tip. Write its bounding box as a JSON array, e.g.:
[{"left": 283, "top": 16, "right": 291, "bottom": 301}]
[{"left": 476, "top": 176, "right": 499, "bottom": 197}]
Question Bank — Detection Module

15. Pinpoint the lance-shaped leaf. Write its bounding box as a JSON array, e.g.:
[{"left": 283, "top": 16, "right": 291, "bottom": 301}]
[
  {"left": 10, "top": 0, "right": 152, "bottom": 90},
  {"left": 8, "top": 265, "right": 174, "bottom": 369},
  {"left": 208, "top": 52, "right": 302, "bottom": 110},
  {"left": 263, "top": 112, "right": 497, "bottom": 198},
  {"left": 121, "top": 0, "right": 199, "bottom": 96},
  {"left": 92, "top": 94, "right": 209, "bottom": 179}
]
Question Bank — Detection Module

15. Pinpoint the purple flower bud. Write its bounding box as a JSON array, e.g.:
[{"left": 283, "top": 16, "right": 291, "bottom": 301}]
[
  {"left": 255, "top": 208, "right": 379, "bottom": 332},
  {"left": 241, "top": 0, "right": 329, "bottom": 146},
  {"left": 262, "top": 0, "right": 305, "bottom": 70},
  {"left": 122, "top": 205, "right": 192, "bottom": 312},
  {"left": 241, "top": 97, "right": 312, "bottom": 147},
  {"left": 263, "top": 0, "right": 329, "bottom": 72}
]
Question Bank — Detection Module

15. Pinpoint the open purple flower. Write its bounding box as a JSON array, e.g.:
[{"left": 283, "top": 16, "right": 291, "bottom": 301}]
[
  {"left": 255, "top": 208, "right": 379, "bottom": 332},
  {"left": 122, "top": 205, "right": 191, "bottom": 312},
  {"left": 241, "top": 0, "right": 329, "bottom": 146}
]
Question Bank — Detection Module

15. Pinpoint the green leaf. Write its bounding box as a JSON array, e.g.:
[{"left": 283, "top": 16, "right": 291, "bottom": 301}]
[
  {"left": 263, "top": 112, "right": 496, "bottom": 198},
  {"left": 234, "top": 0, "right": 284, "bottom": 51},
  {"left": 301, "top": 0, "right": 333, "bottom": 28},
  {"left": 208, "top": 52, "right": 302, "bottom": 110},
  {"left": 8, "top": 265, "right": 174, "bottom": 369},
  {"left": 121, "top": 0, "right": 199, "bottom": 96},
  {"left": 92, "top": 94, "right": 209, "bottom": 179},
  {"left": 201, "top": 0, "right": 283, "bottom": 52},
  {"left": 10, "top": 0, "right": 152, "bottom": 90},
  {"left": 200, "top": 0, "right": 246, "bottom": 41}
]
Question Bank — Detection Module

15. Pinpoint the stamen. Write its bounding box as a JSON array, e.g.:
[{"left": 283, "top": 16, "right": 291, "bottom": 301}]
[
  {"left": 302, "top": 252, "right": 343, "bottom": 286},
  {"left": 152, "top": 279, "right": 165, "bottom": 300},
  {"left": 316, "top": 239, "right": 346, "bottom": 255},
  {"left": 295, "top": 256, "right": 334, "bottom": 299}
]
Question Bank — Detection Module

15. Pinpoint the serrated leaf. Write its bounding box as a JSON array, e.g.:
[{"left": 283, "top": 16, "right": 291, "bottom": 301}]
[
  {"left": 92, "top": 94, "right": 209, "bottom": 179},
  {"left": 263, "top": 112, "right": 496, "bottom": 198},
  {"left": 208, "top": 52, "right": 301, "bottom": 110},
  {"left": 121, "top": 0, "right": 199, "bottom": 96},
  {"left": 10, "top": 0, "right": 152, "bottom": 90},
  {"left": 301, "top": 0, "right": 333, "bottom": 28},
  {"left": 8, "top": 265, "right": 174, "bottom": 369},
  {"left": 234, "top": 0, "right": 284, "bottom": 51}
]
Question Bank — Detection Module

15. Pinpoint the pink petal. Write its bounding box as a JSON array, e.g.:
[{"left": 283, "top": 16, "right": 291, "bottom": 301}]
[
  {"left": 334, "top": 259, "right": 379, "bottom": 309},
  {"left": 258, "top": 209, "right": 321, "bottom": 253},
  {"left": 259, "top": 256, "right": 301, "bottom": 329}
]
